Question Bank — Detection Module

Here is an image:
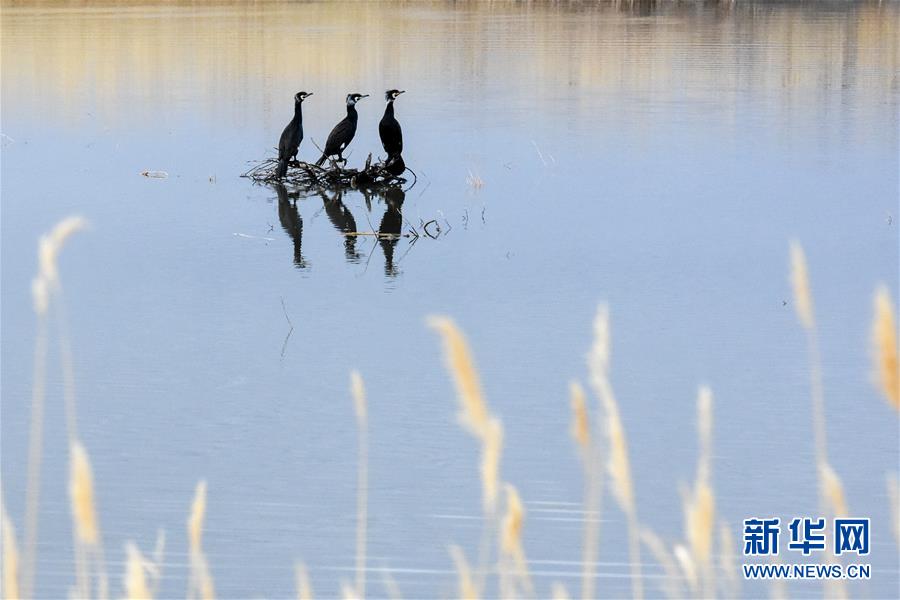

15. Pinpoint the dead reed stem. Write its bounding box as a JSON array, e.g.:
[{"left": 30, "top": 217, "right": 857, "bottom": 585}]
[
  {"left": 684, "top": 387, "right": 715, "bottom": 598},
  {"left": 640, "top": 529, "right": 681, "bottom": 599},
  {"left": 124, "top": 542, "right": 152, "bottom": 599},
  {"left": 295, "top": 562, "right": 313, "bottom": 600},
  {"left": 569, "top": 382, "right": 602, "bottom": 600},
  {"left": 718, "top": 523, "right": 740, "bottom": 599},
  {"left": 69, "top": 440, "right": 105, "bottom": 598},
  {"left": 789, "top": 243, "right": 830, "bottom": 465},
  {"left": 789, "top": 242, "right": 847, "bottom": 600},
  {"left": 499, "top": 484, "right": 533, "bottom": 598},
  {"left": 551, "top": 582, "right": 570, "bottom": 600},
  {"left": 2, "top": 497, "right": 20, "bottom": 599},
  {"left": 22, "top": 216, "right": 88, "bottom": 600},
  {"left": 187, "top": 481, "right": 215, "bottom": 600},
  {"left": 429, "top": 316, "right": 503, "bottom": 596},
  {"left": 587, "top": 305, "right": 643, "bottom": 600},
  {"left": 351, "top": 371, "right": 369, "bottom": 599},
  {"left": 872, "top": 286, "right": 899, "bottom": 409},
  {"left": 21, "top": 312, "right": 47, "bottom": 600},
  {"left": 449, "top": 545, "right": 477, "bottom": 600},
  {"left": 888, "top": 475, "right": 900, "bottom": 549}
]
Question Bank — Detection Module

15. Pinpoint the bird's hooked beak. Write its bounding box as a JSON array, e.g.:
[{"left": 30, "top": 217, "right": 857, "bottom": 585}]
[
  {"left": 397, "top": 90, "right": 406, "bottom": 95},
  {"left": 305, "top": 92, "right": 313, "bottom": 98},
  {"left": 360, "top": 94, "right": 370, "bottom": 99}
]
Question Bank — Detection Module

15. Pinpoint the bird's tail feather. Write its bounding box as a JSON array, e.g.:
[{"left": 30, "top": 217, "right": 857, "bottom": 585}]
[
  {"left": 276, "top": 158, "right": 288, "bottom": 178},
  {"left": 315, "top": 154, "right": 327, "bottom": 167}
]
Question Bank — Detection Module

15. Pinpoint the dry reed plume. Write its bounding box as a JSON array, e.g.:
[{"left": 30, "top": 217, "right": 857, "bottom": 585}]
[
  {"left": 351, "top": 371, "right": 369, "bottom": 599},
  {"left": 7, "top": 221, "right": 898, "bottom": 600},
  {"left": 2, "top": 499, "right": 20, "bottom": 599},
  {"left": 789, "top": 242, "right": 850, "bottom": 599},
  {"left": 187, "top": 481, "right": 215, "bottom": 600},
  {"left": 69, "top": 442, "right": 99, "bottom": 545},
  {"left": 551, "top": 582, "right": 571, "bottom": 600},
  {"left": 296, "top": 562, "right": 314, "bottom": 600},
  {"left": 872, "top": 286, "right": 899, "bottom": 409},
  {"left": 449, "top": 545, "right": 477, "bottom": 600},
  {"left": 68, "top": 440, "right": 107, "bottom": 599},
  {"left": 683, "top": 387, "right": 716, "bottom": 598},
  {"left": 499, "top": 484, "right": 533, "bottom": 598},
  {"left": 587, "top": 305, "right": 643, "bottom": 600},
  {"left": 123, "top": 543, "right": 152, "bottom": 599},
  {"left": 569, "top": 381, "right": 603, "bottom": 600},
  {"left": 22, "top": 216, "right": 88, "bottom": 600},
  {"left": 640, "top": 529, "right": 682, "bottom": 599}
]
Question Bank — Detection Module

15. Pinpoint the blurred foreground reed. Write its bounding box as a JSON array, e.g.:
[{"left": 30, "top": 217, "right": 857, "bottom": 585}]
[{"left": 1, "top": 221, "right": 897, "bottom": 599}]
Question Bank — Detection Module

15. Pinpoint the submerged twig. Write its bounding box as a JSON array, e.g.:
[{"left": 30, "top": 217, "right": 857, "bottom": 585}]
[{"left": 280, "top": 297, "right": 294, "bottom": 359}]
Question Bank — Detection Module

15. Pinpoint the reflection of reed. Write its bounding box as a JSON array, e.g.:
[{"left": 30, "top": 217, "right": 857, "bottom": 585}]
[{"left": 2, "top": 2, "right": 896, "bottom": 128}]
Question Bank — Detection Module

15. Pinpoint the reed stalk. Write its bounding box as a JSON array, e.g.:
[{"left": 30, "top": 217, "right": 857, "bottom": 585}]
[
  {"left": 21, "top": 217, "right": 89, "bottom": 600},
  {"left": 295, "top": 562, "right": 313, "bottom": 600},
  {"left": 684, "top": 387, "right": 715, "bottom": 598},
  {"left": 569, "top": 381, "right": 602, "bottom": 600},
  {"left": 449, "top": 545, "right": 477, "bottom": 600},
  {"left": 789, "top": 242, "right": 847, "bottom": 599},
  {"left": 1, "top": 497, "right": 20, "bottom": 599},
  {"left": 872, "top": 286, "right": 899, "bottom": 409},
  {"left": 587, "top": 305, "right": 643, "bottom": 600},
  {"left": 351, "top": 371, "right": 369, "bottom": 599},
  {"left": 718, "top": 523, "right": 740, "bottom": 599},
  {"left": 499, "top": 484, "right": 533, "bottom": 598},
  {"left": 429, "top": 316, "right": 503, "bottom": 595},
  {"left": 187, "top": 481, "right": 215, "bottom": 600},
  {"left": 123, "top": 542, "right": 152, "bottom": 599},
  {"left": 640, "top": 529, "right": 681, "bottom": 599},
  {"left": 888, "top": 475, "right": 900, "bottom": 549}
]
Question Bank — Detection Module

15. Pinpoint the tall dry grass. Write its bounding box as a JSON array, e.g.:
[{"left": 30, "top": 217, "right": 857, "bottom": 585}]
[
  {"left": 5, "top": 220, "right": 898, "bottom": 599},
  {"left": 569, "top": 381, "right": 603, "bottom": 600},
  {"left": 872, "top": 286, "right": 899, "bottom": 409},
  {"left": 587, "top": 306, "right": 643, "bottom": 600},
  {"left": 350, "top": 371, "right": 369, "bottom": 599}
]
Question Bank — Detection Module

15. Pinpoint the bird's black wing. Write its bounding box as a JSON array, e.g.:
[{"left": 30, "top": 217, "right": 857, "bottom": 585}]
[
  {"left": 324, "top": 117, "right": 356, "bottom": 155},
  {"left": 379, "top": 117, "right": 402, "bottom": 156},
  {"left": 278, "top": 122, "right": 294, "bottom": 159}
]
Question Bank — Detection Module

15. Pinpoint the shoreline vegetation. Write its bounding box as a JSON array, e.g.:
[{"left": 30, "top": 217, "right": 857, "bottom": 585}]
[
  {"left": 1, "top": 218, "right": 898, "bottom": 599},
  {"left": 3, "top": 3, "right": 897, "bottom": 131}
]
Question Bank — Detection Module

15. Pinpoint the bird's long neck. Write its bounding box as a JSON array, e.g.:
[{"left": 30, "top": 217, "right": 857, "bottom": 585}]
[
  {"left": 293, "top": 101, "right": 303, "bottom": 123},
  {"left": 383, "top": 100, "right": 394, "bottom": 119},
  {"left": 346, "top": 103, "right": 358, "bottom": 122}
]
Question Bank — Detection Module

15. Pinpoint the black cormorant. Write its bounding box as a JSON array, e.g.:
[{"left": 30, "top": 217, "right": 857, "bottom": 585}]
[
  {"left": 379, "top": 89, "right": 405, "bottom": 159},
  {"left": 276, "top": 91, "right": 312, "bottom": 178},
  {"left": 315, "top": 93, "right": 368, "bottom": 166}
]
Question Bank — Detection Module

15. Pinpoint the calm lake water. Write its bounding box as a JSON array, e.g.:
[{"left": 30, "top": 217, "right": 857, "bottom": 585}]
[{"left": 2, "top": 1, "right": 898, "bottom": 598}]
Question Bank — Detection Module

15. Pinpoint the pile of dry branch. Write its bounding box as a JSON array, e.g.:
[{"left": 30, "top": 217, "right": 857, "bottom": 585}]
[{"left": 242, "top": 153, "right": 409, "bottom": 190}]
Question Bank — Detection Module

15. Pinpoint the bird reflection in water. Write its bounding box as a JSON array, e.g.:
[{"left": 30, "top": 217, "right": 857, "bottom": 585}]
[
  {"left": 377, "top": 186, "right": 405, "bottom": 277},
  {"left": 271, "top": 184, "right": 409, "bottom": 276},
  {"left": 320, "top": 189, "right": 363, "bottom": 262},
  {"left": 274, "top": 183, "right": 307, "bottom": 269}
]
